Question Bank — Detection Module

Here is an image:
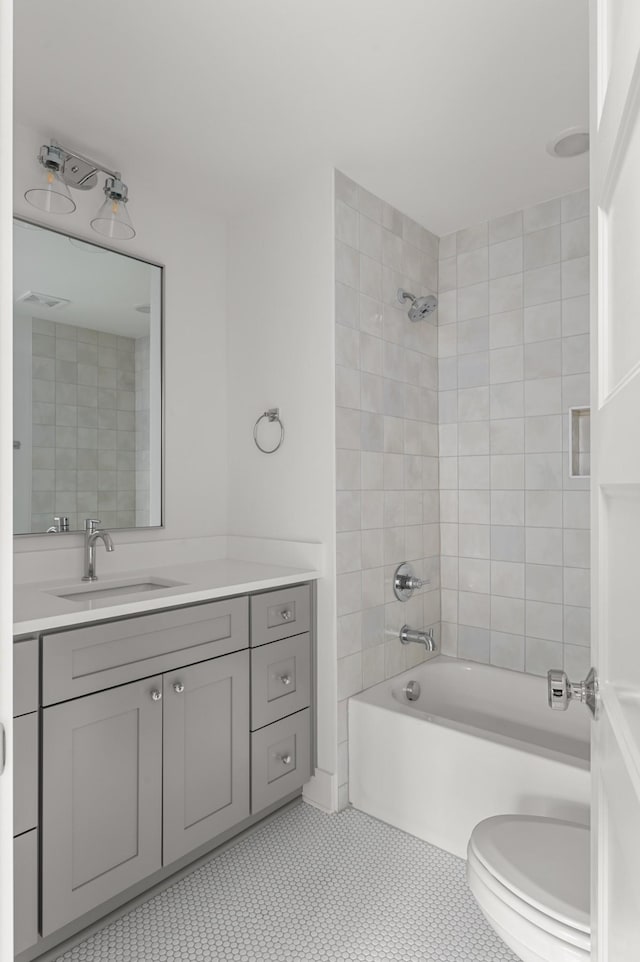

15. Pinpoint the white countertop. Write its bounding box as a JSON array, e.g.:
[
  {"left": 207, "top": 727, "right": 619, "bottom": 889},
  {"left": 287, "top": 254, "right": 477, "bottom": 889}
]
[{"left": 14, "top": 558, "right": 320, "bottom": 636}]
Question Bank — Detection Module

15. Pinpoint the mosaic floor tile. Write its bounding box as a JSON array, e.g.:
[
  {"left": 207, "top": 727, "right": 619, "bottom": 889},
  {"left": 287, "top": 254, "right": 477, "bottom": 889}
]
[{"left": 56, "top": 804, "right": 517, "bottom": 962}]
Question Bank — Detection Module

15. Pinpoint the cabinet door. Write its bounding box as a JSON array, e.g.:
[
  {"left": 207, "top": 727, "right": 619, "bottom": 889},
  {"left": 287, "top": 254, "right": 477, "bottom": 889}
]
[
  {"left": 42, "top": 677, "right": 163, "bottom": 936},
  {"left": 13, "top": 712, "right": 38, "bottom": 837},
  {"left": 163, "top": 650, "right": 250, "bottom": 864},
  {"left": 14, "top": 830, "right": 38, "bottom": 955}
]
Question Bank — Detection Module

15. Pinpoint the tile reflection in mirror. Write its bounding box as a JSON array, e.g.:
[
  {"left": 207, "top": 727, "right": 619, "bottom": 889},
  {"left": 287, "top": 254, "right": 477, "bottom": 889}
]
[{"left": 13, "top": 219, "right": 163, "bottom": 534}]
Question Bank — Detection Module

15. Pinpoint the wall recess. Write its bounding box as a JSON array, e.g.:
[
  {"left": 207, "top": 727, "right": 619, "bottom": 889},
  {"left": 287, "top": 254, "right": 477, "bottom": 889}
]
[{"left": 570, "top": 406, "right": 591, "bottom": 479}]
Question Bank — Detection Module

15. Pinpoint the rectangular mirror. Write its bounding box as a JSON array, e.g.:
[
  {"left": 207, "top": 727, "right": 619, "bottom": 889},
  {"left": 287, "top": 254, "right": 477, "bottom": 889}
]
[{"left": 13, "top": 219, "right": 163, "bottom": 535}]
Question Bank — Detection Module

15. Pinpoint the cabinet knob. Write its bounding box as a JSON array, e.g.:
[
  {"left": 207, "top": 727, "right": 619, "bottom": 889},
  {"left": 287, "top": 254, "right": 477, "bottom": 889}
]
[
  {"left": 150, "top": 689, "right": 162, "bottom": 702},
  {"left": 279, "top": 673, "right": 292, "bottom": 686},
  {"left": 278, "top": 753, "right": 292, "bottom": 765},
  {"left": 173, "top": 681, "right": 185, "bottom": 694},
  {"left": 281, "top": 609, "right": 293, "bottom": 621}
]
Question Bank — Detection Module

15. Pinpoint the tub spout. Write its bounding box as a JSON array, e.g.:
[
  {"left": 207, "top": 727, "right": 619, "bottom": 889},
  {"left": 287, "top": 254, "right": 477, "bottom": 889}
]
[{"left": 400, "top": 625, "right": 436, "bottom": 651}]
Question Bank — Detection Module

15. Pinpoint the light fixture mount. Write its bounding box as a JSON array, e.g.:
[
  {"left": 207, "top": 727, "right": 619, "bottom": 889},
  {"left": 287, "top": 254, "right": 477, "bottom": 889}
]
[
  {"left": 104, "top": 176, "right": 128, "bottom": 203},
  {"left": 50, "top": 141, "right": 116, "bottom": 189},
  {"left": 60, "top": 155, "right": 99, "bottom": 191},
  {"left": 39, "top": 144, "right": 65, "bottom": 173}
]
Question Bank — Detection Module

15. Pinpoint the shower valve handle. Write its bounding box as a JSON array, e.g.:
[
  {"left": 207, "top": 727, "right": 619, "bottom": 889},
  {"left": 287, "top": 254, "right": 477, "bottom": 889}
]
[
  {"left": 398, "top": 574, "right": 425, "bottom": 591},
  {"left": 393, "top": 562, "right": 430, "bottom": 601}
]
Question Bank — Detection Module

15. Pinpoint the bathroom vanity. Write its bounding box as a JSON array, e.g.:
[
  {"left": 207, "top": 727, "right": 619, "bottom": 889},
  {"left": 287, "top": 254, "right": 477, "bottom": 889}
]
[{"left": 12, "top": 563, "right": 317, "bottom": 960}]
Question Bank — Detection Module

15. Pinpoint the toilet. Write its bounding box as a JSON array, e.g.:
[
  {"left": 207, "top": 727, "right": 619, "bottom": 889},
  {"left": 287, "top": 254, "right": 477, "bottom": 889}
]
[{"left": 467, "top": 815, "right": 590, "bottom": 962}]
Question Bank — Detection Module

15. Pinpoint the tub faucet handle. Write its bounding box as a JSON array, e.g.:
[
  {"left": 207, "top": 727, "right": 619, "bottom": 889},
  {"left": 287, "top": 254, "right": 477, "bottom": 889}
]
[
  {"left": 405, "top": 575, "right": 426, "bottom": 589},
  {"left": 547, "top": 667, "right": 599, "bottom": 718},
  {"left": 393, "top": 562, "right": 430, "bottom": 601}
]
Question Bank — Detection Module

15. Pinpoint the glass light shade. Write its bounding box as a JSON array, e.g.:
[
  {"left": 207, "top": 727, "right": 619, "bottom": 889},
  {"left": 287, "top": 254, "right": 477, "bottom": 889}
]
[
  {"left": 90, "top": 196, "right": 136, "bottom": 240},
  {"left": 24, "top": 168, "right": 76, "bottom": 214}
]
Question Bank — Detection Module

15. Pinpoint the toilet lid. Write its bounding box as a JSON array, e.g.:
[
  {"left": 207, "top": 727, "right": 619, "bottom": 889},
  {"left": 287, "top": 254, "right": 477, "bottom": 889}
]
[{"left": 468, "top": 815, "right": 590, "bottom": 934}]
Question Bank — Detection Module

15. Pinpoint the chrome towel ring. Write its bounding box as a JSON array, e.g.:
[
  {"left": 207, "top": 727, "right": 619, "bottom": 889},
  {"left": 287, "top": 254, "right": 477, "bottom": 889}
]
[{"left": 253, "top": 408, "right": 285, "bottom": 454}]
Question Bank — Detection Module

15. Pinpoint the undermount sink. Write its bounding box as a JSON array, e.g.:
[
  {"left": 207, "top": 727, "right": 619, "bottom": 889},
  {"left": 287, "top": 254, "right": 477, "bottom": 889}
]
[{"left": 50, "top": 577, "right": 186, "bottom": 603}]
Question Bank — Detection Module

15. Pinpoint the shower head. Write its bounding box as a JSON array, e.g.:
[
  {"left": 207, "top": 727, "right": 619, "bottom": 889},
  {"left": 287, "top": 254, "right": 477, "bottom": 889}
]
[{"left": 397, "top": 288, "right": 438, "bottom": 321}]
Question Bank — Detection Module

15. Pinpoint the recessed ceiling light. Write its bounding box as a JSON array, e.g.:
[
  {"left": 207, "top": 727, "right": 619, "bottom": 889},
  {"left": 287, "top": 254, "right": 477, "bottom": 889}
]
[{"left": 547, "top": 127, "right": 589, "bottom": 159}]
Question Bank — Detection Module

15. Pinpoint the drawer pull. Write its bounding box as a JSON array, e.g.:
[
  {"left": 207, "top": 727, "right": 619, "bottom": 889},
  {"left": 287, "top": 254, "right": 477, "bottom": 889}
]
[
  {"left": 150, "top": 689, "right": 162, "bottom": 702},
  {"left": 279, "top": 673, "right": 293, "bottom": 686},
  {"left": 278, "top": 753, "right": 292, "bottom": 766},
  {"left": 281, "top": 609, "right": 293, "bottom": 622},
  {"left": 173, "top": 681, "right": 185, "bottom": 694}
]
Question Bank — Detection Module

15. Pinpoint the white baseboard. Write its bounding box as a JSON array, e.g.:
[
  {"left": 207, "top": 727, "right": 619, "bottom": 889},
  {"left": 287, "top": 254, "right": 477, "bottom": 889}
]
[{"left": 303, "top": 769, "right": 337, "bottom": 813}]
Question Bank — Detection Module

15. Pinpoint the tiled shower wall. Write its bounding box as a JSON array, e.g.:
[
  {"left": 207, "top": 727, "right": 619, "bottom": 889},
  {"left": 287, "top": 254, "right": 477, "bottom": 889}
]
[
  {"left": 135, "top": 335, "right": 151, "bottom": 526},
  {"left": 334, "top": 171, "right": 440, "bottom": 809},
  {"left": 31, "top": 319, "right": 138, "bottom": 532},
  {"left": 437, "top": 189, "right": 591, "bottom": 679}
]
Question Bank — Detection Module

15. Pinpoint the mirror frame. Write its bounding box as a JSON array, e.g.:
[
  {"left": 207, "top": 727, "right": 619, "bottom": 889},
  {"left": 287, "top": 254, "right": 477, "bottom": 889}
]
[{"left": 13, "top": 215, "right": 166, "bottom": 536}]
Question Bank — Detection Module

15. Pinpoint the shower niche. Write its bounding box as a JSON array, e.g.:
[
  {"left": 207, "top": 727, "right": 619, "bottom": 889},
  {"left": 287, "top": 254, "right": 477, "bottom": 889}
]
[{"left": 570, "top": 407, "right": 591, "bottom": 479}]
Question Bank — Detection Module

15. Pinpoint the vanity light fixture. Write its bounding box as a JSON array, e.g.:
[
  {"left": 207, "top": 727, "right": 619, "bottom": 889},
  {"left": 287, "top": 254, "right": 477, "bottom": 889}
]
[
  {"left": 24, "top": 145, "right": 76, "bottom": 214},
  {"left": 90, "top": 177, "right": 135, "bottom": 240},
  {"left": 24, "top": 141, "right": 136, "bottom": 239}
]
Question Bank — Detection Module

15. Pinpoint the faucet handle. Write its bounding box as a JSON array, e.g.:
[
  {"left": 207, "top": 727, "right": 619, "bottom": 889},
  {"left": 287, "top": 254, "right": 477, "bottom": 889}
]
[
  {"left": 84, "top": 519, "right": 101, "bottom": 533},
  {"left": 393, "top": 562, "right": 429, "bottom": 601}
]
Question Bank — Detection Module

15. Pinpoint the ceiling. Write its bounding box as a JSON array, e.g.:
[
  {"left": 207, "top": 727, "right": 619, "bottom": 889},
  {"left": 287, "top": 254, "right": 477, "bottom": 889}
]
[
  {"left": 13, "top": 221, "right": 158, "bottom": 337},
  {"left": 14, "top": 0, "right": 589, "bottom": 236}
]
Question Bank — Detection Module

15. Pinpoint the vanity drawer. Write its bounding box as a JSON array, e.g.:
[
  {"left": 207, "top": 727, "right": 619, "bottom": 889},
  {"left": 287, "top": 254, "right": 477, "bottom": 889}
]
[
  {"left": 14, "top": 712, "right": 39, "bottom": 837},
  {"left": 15, "top": 829, "right": 39, "bottom": 956},
  {"left": 14, "top": 637, "right": 39, "bottom": 717},
  {"left": 250, "top": 585, "right": 310, "bottom": 647},
  {"left": 42, "top": 597, "right": 249, "bottom": 705},
  {"left": 251, "top": 708, "right": 311, "bottom": 813},
  {"left": 251, "top": 633, "right": 311, "bottom": 730}
]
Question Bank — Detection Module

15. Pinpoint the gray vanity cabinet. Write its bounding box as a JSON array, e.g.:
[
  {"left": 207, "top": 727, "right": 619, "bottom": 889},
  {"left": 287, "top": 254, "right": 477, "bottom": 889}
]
[
  {"left": 14, "top": 636, "right": 39, "bottom": 956},
  {"left": 41, "top": 676, "right": 164, "bottom": 936},
  {"left": 162, "top": 650, "right": 250, "bottom": 865},
  {"left": 41, "top": 650, "right": 251, "bottom": 935},
  {"left": 24, "top": 584, "right": 313, "bottom": 955},
  {"left": 14, "top": 830, "right": 38, "bottom": 956}
]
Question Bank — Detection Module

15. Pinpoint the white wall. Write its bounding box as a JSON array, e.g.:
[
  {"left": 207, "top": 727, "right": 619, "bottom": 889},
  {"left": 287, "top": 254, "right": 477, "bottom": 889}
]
[
  {"left": 13, "top": 122, "right": 228, "bottom": 565},
  {"left": 13, "top": 133, "right": 339, "bottom": 804},
  {"left": 226, "top": 168, "right": 337, "bottom": 808}
]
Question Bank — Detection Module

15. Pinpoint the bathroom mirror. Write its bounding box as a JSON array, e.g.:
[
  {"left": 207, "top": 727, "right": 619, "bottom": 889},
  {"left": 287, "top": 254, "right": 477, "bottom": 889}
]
[{"left": 13, "top": 218, "right": 163, "bottom": 534}]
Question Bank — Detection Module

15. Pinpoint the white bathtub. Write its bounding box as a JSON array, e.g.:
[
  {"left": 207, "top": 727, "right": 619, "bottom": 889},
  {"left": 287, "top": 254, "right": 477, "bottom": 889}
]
[{"left": 348, "top": 655, "right": 590, "bottom": 858}]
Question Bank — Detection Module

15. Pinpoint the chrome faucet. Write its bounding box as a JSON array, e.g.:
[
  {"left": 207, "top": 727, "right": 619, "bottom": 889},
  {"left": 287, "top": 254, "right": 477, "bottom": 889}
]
[
  {"left": 82, "top": 519, "right": 115, "bottom": 582},
  {"left": 46, "top": 515, "right": 69, "bottom": 533},
  {"left": 393, "top": 562, "right": 430, "bottom": 601},
  {"left": 399, "top": 625, "right": 436, "bottom": 651}
]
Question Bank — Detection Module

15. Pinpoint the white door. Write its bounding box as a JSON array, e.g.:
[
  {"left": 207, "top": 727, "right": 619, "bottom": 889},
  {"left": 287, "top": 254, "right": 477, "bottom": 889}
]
[
  {"left": 590, "top": 0, "right": 640, "bottom": 957},
  {"left": 0, "top": 0, "right": 14, "bottom": 957}
]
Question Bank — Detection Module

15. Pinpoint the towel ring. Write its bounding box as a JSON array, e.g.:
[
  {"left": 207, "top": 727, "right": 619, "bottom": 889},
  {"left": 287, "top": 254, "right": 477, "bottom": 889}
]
[{"left": 253, "top": 408, "right": 285, "bottom": 454}]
